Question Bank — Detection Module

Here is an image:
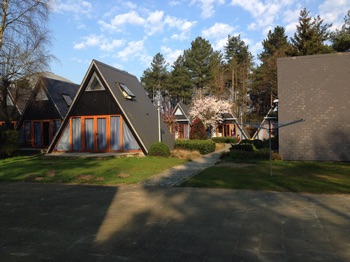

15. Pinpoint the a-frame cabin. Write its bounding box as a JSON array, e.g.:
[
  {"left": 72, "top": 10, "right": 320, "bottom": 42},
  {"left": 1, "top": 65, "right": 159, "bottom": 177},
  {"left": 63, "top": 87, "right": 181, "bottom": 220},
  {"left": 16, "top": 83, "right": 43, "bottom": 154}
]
[
  {"left": 17, "top": 72, "right": 79, "bottom": 148},
  {"left": 172, "top": 102, "right": 191, "bottom": 139},
  {"left": 47, "top": 60, "right": 174, "bottom": 155}
]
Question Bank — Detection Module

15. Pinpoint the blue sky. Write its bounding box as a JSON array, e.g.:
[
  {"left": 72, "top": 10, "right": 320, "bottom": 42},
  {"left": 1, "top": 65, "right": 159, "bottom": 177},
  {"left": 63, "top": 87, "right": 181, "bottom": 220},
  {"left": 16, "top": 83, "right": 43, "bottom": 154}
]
[{"left": 49, "top": 0, "right": 349, "bottom": 84}]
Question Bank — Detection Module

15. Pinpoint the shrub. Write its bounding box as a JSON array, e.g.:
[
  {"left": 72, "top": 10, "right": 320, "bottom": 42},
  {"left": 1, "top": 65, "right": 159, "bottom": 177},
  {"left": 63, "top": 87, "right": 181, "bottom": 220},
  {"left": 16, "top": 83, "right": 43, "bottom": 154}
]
[
  {"left": 148, "top": 142, "right": 170, "bottom": 157},
  {"left": 174, "top": 139, "right": 215, "bottom": 155},
  {"left": 239, "top": 139, "right": 266, "bottom": 149},
  {"left": 0, "top": 130, "right": 20, "bottom": 158},
  {"left": 190, "top": 118, "right": 207, "bottom": 140},
  {"left": 212, "top": 136, "right": 238, "bottom": 144},
  {"left": 230, "top": 143, "right": 255, "bottom": 152}
]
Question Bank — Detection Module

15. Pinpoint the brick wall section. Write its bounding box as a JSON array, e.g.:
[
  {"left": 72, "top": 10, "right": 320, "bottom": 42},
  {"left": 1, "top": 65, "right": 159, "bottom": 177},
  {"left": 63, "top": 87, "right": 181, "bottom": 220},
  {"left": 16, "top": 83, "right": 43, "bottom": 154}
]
[{"left": 277, "top": 53, "right": 350, "bottom": 161}]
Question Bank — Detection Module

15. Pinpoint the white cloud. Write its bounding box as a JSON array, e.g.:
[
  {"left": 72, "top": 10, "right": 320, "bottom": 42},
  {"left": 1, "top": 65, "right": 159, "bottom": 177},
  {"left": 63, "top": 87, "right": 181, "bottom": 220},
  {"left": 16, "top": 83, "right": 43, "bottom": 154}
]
[
  {"left": 73, "top": 34, "right": 124, "bottom": 52},
  {"left": 191, "top": 0, "right": 225, "bottom": 18},
  {"left": 74, "top": 34, "right": 101, "bottom": 49},
  {"left": 99, "top": 10, "right": 145, "bottom": 31},
  {"left": 117, "top": 40, "right": 146, "bottom": 61},
  {"left": 124, "top": 1, "right": 137, "bottom": 9},
  {"left": 230, "top": 0, "right": 293, "bottom": 30},
  {"left": 202, "top": 23, "right": 236, "bottom": 39},
  {"left": 213, "top": 37, "right": 228, "bottom": 51},
  {"left": 145, "top": 11, "right": 165, "bottom": 35},
  {"left": 53, "top": 0, "right": 93, "bottom": 16},
  {"left": 282, "top": 7, "right": 301, "bottom": 36},
  {"left": 164, "top": 16, "right": 197, "bottom": 41},
  {"left": 100, "top": 39, "right": 124, "bottom": 51},
  {"left": 169, "top": 1, "right": 181, "bottom": 6},
  {"left": 318, "top": 0, "right": 350, "bottom": 29},
  {"left": 161, "top": 46, "right": 183, "bottom": 66}
]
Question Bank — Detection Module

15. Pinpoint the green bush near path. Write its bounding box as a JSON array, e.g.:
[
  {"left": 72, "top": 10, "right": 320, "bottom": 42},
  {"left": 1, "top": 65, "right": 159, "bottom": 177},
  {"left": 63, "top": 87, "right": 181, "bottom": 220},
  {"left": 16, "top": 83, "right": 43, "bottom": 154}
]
[{"left": 174, "top": 139, "right": 215, "bottom": 155}]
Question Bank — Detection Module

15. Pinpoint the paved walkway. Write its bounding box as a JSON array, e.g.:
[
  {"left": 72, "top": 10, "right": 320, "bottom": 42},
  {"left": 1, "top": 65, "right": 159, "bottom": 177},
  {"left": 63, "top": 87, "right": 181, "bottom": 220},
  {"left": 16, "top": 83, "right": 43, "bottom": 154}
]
[
  {"left": 1, "top": 183, "right": 350, "bottom": 261},
  {"left": 1, "top": 147, "right": 350, "bottom": 261},
  {"left": 140, "top": 144, "right": 230, "bottom": 187}
]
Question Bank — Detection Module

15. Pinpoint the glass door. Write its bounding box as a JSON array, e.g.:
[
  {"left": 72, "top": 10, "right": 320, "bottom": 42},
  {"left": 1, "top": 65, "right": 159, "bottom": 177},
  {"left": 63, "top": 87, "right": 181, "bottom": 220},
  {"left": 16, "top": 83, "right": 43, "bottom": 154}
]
[
  {"left": 34, "top": 122, "right": 41, "bottom": 147},
  {"left": 85, "top": 118, "right": 94, "bottom": 151},
  {"left": 72, "top": 118, "right": 82, "bottom": 151},
  {"left": 97, "top": 118, "right": 107, "bottom": 150},
  {"left": 42, "top": 122, "right": 50, "bottom": 147}
]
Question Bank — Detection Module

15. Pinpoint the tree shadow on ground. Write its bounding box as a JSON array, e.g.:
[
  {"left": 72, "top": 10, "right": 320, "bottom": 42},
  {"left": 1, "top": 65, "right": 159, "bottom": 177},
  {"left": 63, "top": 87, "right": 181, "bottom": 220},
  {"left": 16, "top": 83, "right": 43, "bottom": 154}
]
[{"left": 1, "top": 182, "right": 349, "bottom": 261}]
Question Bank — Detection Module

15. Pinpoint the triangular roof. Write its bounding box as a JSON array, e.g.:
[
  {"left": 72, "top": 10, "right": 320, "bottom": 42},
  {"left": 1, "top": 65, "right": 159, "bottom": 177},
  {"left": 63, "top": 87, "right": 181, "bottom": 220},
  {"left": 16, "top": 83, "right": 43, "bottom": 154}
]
[
  {"left": 47, "top": 60, "right": 174, "bottom": 154},
  {"left": 41, "top": 74, "right": 79, "bottom": 118},
  {"left": 0, "top": 84, "right": 31, "bottom": 123},
  {"left": 16, "top": 72, "right": 79, "bottom": 128},
  {"left": 173, "top": 102, "right": 191, "bottom": 123}
]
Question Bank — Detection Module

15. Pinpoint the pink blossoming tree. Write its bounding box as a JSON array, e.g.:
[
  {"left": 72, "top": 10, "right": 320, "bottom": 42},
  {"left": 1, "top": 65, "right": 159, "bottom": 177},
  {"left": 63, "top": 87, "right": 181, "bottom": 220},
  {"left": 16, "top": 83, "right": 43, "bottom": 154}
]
[{"left": 189, "top": 96, "right": 232, "bottom": 130}]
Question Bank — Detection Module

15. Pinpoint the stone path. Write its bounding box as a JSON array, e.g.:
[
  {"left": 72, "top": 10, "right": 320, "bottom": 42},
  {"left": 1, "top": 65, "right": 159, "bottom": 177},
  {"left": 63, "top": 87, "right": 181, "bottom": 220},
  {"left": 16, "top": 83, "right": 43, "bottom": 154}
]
[{"left": 140, "top": 144, "right": 230, "bottom": 187}]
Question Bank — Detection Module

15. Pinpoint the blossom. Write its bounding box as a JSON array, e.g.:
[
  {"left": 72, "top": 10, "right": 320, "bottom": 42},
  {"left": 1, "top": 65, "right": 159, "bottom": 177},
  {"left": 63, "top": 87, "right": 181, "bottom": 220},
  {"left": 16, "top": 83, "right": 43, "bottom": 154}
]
[{"left": 189, "top": 96, "right": 232, "bottom": 128}]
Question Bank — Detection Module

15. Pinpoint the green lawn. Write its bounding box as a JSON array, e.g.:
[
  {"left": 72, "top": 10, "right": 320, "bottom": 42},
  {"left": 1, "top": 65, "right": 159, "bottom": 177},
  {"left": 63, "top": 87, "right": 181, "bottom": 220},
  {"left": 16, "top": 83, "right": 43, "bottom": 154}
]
[
  {"left": 2, "top": 152, "right": 350, "bottom": 194},
  {"left": 0, "top": 154, "right": 187, "bottom": 185},
  {"left": 181, "top": 160, "right": 350, "bottom": 194}
]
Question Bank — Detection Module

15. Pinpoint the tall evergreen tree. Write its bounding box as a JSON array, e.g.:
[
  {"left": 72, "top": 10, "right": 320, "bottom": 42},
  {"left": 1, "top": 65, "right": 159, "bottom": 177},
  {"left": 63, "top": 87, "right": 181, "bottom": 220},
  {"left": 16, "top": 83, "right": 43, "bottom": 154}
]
[
  {"left": 207, "top": 51, "right": 230, "bottom": 99},
  {"left": 167, "top": 55, "right": 193, "bottom": 107},
  {"left": 331, "top": 10, "right": 350, "bottom": 52},
  {"left": 224, "top": 35, "right": 253, "bottom": 118},
  {"left": 184, "top": 37, "right": 214, "bottom": 98},
  {"left": 140, "top": 53, "right": 169, "bottom": 105},
  {"left": 290, "top": 8, "right": 333, "bottom": 56},
  {"left": 250, "top": 26, "right": 291, "bottom": 118}
]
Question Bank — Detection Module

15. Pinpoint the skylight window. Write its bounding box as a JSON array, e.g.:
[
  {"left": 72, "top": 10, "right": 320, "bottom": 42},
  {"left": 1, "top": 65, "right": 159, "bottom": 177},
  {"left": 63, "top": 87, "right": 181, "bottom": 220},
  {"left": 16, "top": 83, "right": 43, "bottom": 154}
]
[
  {"left": 62, "top": 94, "right": 72, "bottom": 106},
  {"left": 118, "top": 83, "right": 135, "bottom": 100}
]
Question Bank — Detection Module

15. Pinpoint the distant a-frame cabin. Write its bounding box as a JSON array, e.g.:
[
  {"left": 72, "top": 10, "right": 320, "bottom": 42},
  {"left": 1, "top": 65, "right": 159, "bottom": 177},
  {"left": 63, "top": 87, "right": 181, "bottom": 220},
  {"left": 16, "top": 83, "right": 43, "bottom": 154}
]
[{"left": 47, "top": 60, "right": 174, "bottom": 155}]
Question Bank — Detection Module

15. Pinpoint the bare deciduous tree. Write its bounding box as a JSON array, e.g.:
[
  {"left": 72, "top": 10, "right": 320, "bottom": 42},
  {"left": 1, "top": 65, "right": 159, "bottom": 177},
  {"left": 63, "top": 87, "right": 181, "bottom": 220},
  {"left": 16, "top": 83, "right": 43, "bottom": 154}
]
[{"left": 0, "top": 0, "right": 54, "bottom": 129}]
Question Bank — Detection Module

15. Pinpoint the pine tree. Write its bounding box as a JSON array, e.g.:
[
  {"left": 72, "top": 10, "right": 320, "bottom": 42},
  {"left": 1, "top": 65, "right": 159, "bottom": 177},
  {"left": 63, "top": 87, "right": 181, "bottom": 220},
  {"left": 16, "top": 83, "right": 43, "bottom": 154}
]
[
  {"left": 184, "top": 37, "right": 214, "bottom": 98},
  {"left": 224, "top": 35, "right": 253, "bottom": 119},
  {"left": 250, "top": 26, "right": 291, "bottom": 118},
  {"left": 290, "top": 8, "right": 333, "bottom": 56},
  {"left": 140, "top": 53, "right": 169, "bottom": 104},
  {"left": 207, "top": 51, "right": 230, "bottom": 99},
  {"left": 167, "top": 55, "right": 193, "bottom": 107},
  {"left": 331, "top": 10, "right": 350, "bottom": 52}
]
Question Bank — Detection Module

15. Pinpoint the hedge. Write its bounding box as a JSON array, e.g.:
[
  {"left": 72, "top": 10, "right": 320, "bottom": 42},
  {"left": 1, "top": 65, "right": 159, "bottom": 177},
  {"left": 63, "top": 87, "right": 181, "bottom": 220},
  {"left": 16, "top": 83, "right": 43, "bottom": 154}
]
[
  {"left": 174, "top": 139, "right": 216, "bottom": 155},
  {"left": 230, "top": 143, "right": 255, "bottom": 152},
  {"left": 212, "top": 136, "right": 238, "bottom": 144}
]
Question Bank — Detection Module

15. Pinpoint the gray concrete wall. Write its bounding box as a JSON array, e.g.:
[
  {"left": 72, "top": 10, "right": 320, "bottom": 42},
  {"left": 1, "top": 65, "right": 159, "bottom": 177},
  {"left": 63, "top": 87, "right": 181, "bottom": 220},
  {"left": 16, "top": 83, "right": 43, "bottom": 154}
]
[{"left": 277, "top": 53, "right": 350, "bottom": 161}]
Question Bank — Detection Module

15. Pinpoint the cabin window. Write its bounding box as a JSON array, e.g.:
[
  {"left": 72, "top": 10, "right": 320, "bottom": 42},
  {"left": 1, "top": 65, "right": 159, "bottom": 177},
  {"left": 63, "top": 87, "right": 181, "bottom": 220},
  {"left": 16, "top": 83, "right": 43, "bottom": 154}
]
[
  {"left": 35, "top": 89, "right": 48, "bottom": 101},
  {"left": 97, "top": 118, "right": 107, "bottom": 150},
  {"left": 123, "top": 121, "right": 140, "bottom": 150},
  {"left": 72, "top": 118, "right": 82, "bottom": 150},
  {"left": 56, "top": 123, "right": 70, "bottom": 151},
  {"left": 111, "top": 116, "right": 121, "bottom": 150},
  {"left": 6, "top": 95, "right": 13, "bottom": 106},
  {"left": 85, "top": 118, "right": 94, "bottom": 150},
  {"left": 62, "top": 94, "right": 72, "bottom": 106},
  {"left": 86, "top": 73, "right": 105, "bottom": 91},
  {"left": 53, "top": 120, "right": 61, "bottom": 135}
]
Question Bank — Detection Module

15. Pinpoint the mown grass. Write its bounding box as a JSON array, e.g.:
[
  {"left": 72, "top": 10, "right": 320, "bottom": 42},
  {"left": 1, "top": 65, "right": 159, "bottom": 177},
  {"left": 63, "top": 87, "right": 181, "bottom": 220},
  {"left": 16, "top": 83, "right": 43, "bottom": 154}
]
[
  {"left": 181, "top": 160, "right": 350, "bottom": 194},
  {"left": 0, "top": 154, "right": 187, "bottom": 185}
]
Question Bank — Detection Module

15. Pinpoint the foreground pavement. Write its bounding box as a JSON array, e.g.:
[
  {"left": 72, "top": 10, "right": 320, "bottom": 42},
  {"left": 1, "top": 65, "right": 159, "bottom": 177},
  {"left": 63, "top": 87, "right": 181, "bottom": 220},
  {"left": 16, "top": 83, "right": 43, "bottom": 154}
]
[{"left": 1, "top": 182, "right": 350, "bottom": 261}]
